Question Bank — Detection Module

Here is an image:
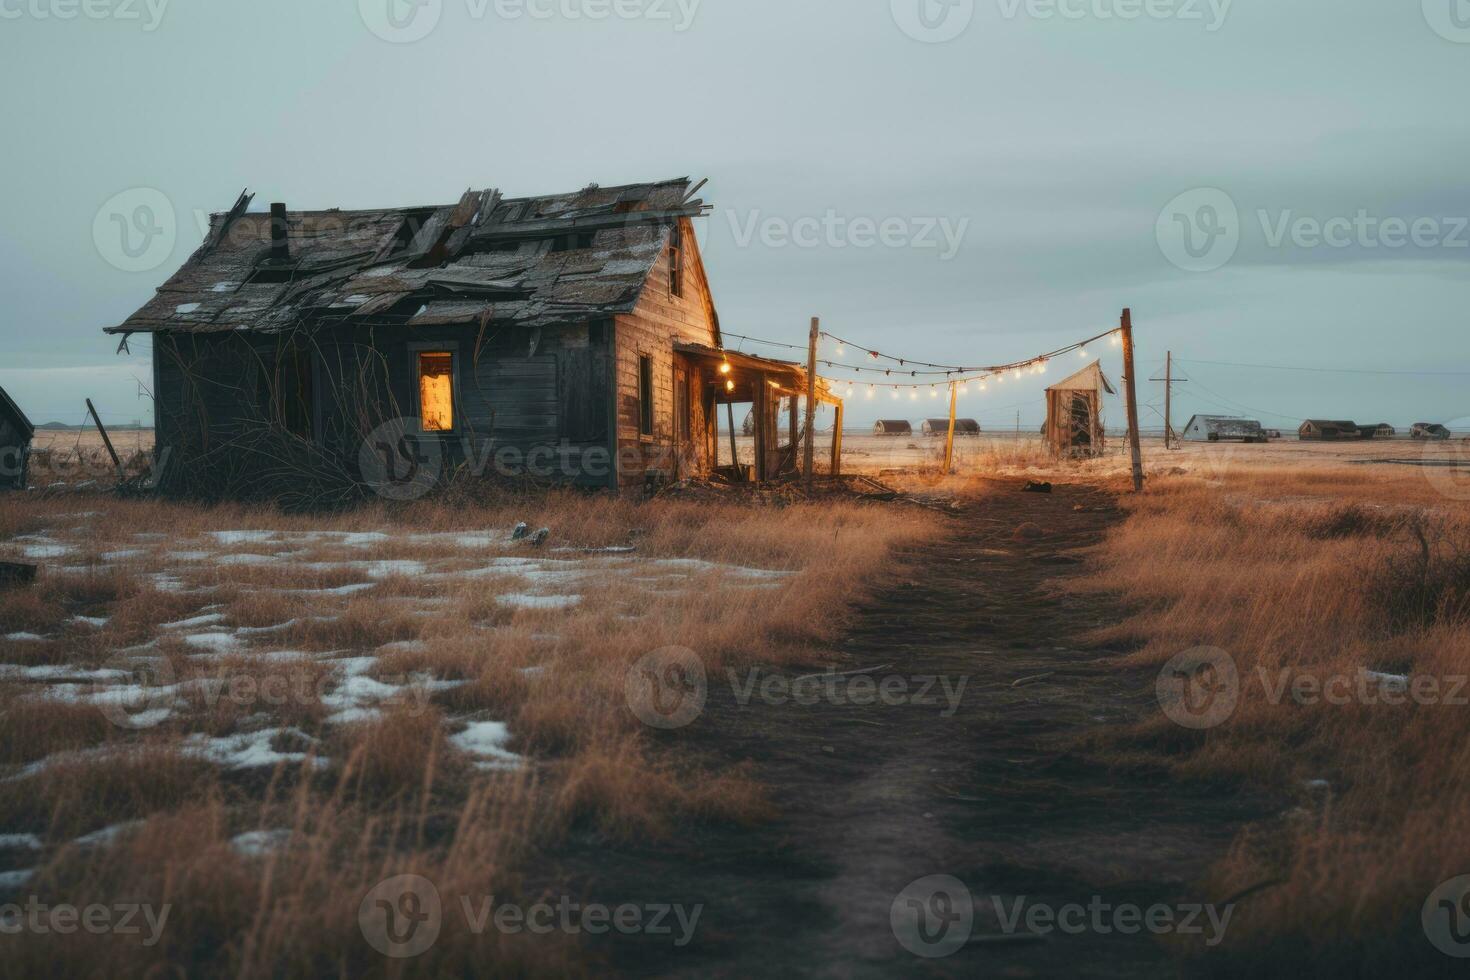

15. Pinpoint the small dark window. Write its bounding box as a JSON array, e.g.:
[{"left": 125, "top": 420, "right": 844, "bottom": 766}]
[
  {"left": 638, "top": 355, "right": 654, "bottom": 437},
  {"left": 669, "top": 223, "right": 684, "bottom": 298}
]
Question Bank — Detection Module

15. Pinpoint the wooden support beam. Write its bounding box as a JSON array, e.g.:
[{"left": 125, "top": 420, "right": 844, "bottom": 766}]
[
  {"left": 943, "top": 381, "right": 958, "bottom": 474},
  {"left": 830, "top": 403, "right": 844, "bottom": 476},
  {"left": 726, "top": 402, "right": 739, "bottom": 481},
  {"left": 803, "top": 317, "right": 819, "bottom": 486},
  {"left": 86, "top": 398, "right": 123, "bottom": 481},
  {"left": 1120, "top": 309, "right": 1145, "bottom": 492}
]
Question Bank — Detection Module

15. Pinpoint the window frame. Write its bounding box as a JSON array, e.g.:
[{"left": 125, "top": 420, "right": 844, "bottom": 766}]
[
  {"left": 408, "top": 341, "right": 460, "bottom": 436},
  {"left": 637, "top": 353, "right": 655, "bottom": 439}
]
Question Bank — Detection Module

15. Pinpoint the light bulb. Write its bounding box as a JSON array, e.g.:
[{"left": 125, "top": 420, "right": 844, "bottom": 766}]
[{"left": 1079, "top": 348, "right": 1087, "bottom": 358}]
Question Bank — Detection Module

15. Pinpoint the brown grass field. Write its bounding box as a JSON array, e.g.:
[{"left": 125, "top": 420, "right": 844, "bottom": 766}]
[{"left": 3, "top": 436, "right": 1470, "bottom": 976}]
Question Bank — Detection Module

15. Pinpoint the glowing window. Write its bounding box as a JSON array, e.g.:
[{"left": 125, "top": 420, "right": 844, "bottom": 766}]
[{"left": 418, "top": 352, "right": 455, "bottom": 432}]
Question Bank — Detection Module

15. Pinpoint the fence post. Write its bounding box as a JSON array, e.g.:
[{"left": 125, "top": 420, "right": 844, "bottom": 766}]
[
  {"left": 803, "top": 317, "right": 818, "bottom": 486},
  {"left": 1121, "top": 308, "right": 1145, "bottom": 492},
  {"left": 943, "top": 381, "right": 958, "bottom": 474}
]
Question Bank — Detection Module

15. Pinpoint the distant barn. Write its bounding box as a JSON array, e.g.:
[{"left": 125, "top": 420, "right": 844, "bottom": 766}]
[
  {"left": 921, "top": 419, "right": 980, "bottom": 437},
  {"left": 0, "top": 384, "right": 33, "bottom": 491},
  {"left": 873, "top": 420, "right": 912, "bottom": 436},
  {"left": 1181, "top": 415, "right": 1266, "bottom": 443},
  {"left": 1412, "top": 422, "right": 1451, "bottom": 440},
  {"left": 1299, "top": 420, "right": 1359, "bottom": 441}
]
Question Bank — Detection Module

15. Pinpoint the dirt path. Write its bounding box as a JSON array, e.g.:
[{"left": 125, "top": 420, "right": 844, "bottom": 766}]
[{"left": 552, "top": 480, "right": 1264, "bottom": 978}]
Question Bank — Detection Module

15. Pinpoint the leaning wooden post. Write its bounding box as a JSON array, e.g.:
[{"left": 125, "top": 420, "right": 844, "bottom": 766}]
[
  {"left": 803, "top": 317, "right": 819, "bottom": 486},
  {"left": 86, "top": 398, "right": 124, "bottom": 481},
  {"left": 830, "top": 402, "right": 844, "bottom": 476},
  {"left": 943, "top": 381, "right": 958, "bottom": 474},
  {"left": 1120, "top": 308, "right": 1145, "bottom": 492},
  {"left": 726, "top": 402, "right": 739, "bottom": 482}
]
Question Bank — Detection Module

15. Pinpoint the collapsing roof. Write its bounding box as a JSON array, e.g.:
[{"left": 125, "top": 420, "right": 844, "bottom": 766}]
[
  {"left": 106, "top": 178, "right": 713, "bottom": 338},
  {"left": 1183, "top": 415, "right": 1265, "bottom": 441},
  {"left": 0, "top": 384, "right": 33, "bottom": 442}
]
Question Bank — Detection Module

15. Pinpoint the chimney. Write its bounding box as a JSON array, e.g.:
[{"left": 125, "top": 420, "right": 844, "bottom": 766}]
[{"left": 269, "top": 202, "right": 289, "bottom": 262}]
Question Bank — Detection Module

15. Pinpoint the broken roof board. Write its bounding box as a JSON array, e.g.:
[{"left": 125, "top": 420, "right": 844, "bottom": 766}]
[{"left": 107, "top": 179, "right": 708, "bottom": 337}]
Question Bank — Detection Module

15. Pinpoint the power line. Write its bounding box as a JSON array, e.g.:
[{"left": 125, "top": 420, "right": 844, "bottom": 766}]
[{"left": 1177, "top": 358, "right": 1470, "bottom": 378}]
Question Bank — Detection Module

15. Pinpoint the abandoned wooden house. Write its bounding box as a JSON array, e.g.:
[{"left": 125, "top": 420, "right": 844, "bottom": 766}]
[
  {"left": 921, "top": 418, "right": 980, "bottom": 437},
  {"left": 1298, "top": 419, "right": 1359, "bottom": 441},
  {"left": 873, "top": 420, "right": 913, "bottom": 436},
  {"left": 1044, "top": 361, "right": 1114, "bottom": 457},
  {"left": 104, "top": 180, "right": 838, "bottom": 499},
  {"left": 0, "top": 384, "right": 33, "bottom": 491},
  {"left": 1412, "top": 422, "right": 1451, "bottom": 440},
  {"left": 1364, "top": 423, "right": 1396, "bottom": 438},
  {"left": 1181, "top": 415, "right": 1267, "bottom": 443}
]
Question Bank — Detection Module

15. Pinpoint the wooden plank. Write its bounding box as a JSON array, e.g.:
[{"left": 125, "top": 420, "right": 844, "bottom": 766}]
[
  {"left": 1121, "top": 308, "right": 1144, "bottom": 492},
  {"left": 86, "top": 398, "right": 123, "bottom": 480},
  {"left": 943, "top": 382, "right": 957, "bottom": 473},
  {"left": 803, "top": 317, "right": 818, "bottom": 485}
]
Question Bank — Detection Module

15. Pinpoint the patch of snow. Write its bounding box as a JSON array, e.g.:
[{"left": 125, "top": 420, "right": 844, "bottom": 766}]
[
  {"left": 362, "top": 560, "right": 426, "bottom": 579},
  {"left": 2, "top": 632, "right": 45, "bottom": 642},
  {"left": 0, "top": 869, "right": 34, "bottom": 889},
  {"left": 231, "top": 829, "right": 292, "bottom": 857},
  {"left": 0, "top": 664, "right": 128, "bottom": 683},
  {"left": 183, "top": 632, "right": 244, "bottom": 654},
  {"left": 283, "top": 582, "right": 375, "bottom": 597},
  {"left": 0, "top": 834, "right": 42, "bottom": 851},
  {"left": 497, "top": 594, "right": 582, "bottom": 610},
  {"left": 183, "top": 728, "right": 324, "bottom": 770},
  {"left": 68, "top": 615, "right": 110, "bottom": 629},
  {"left": 325, "top": 706, "right": 383, "bottom": 725},
  {"left": 377, "top": 640, "right": 428, "bottom": 656},
  {"left": 210, "top": 531, "right": 276, "bottom": 545},
  {"left": 73, "top": 821, "right": 143, "bottom": 848},
  {"left": 216, "top": 553, "right": 279, "bottom": 566},
  {"left": 166, "top": 550, "right": 214, "bottom": 562},
  {"left": 19, "top": 543, "right": 72, "bottom": 559},
  {"left": 450, "top": 721, "right": 523, "bottom": 770},
  {"left": 100, "top": 549, "right": 148, "bottom": 562},
  {"left": 162, "top": 612, "right": 227, "bottom": 630}
]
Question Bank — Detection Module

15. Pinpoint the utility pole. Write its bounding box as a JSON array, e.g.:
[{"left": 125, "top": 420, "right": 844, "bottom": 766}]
[
  {"left": 1150, "top": 352, "right": 1187, "bottom": 451},
  {"left": 943, "top": 381, "right": 958, "bottom": 474},
  {"left": 1164, "top": 351, "right": 1173, "bottom": 450},
  {"left": 803, "top": 316, "right": 818, "bottom": 486},
  {"left": 1121, "top": 308, "right": 1145, "bottom": 492}
]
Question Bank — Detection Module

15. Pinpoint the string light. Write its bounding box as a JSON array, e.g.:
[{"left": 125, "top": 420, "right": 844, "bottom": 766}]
[
  {"left": 719, "top": 359, "right": 731, "bottom": 375},
  {"left": 725, "top": 379, "right": 735, "bottom": 392},
  {"left": 1078, "top": 348, "right": 1088, "bottom": 358},
  {"left": 866, "top": 385, "right": 875, "bottom": 399}
]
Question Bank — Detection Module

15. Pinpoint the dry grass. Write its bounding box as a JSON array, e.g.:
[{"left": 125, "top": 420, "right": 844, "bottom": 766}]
[
  {"left": 1073, "top": 462, "right": 1470, "bottom": 975},
  {"left": 0, "top": 487, "right": 935, "bottom": 975}
]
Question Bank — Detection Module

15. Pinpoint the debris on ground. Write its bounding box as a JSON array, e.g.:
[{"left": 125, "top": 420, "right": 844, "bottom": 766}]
[
  {"left": 655, "top": 474, "right": 905, "bottom": 507},
  {"left": 1012, "top": 522, "right": 1044, "bottom": 542},
  {"left": 0, "top": 562, "right": 37, "bottom": 588},
  {"left": 1023, "top": 481, "right": 1053, "bottom": 493},
  {"left": 529, "top": 528, "right": 550, "bottom": 548},
  {"left": 512, "top": 522, "right": 530, "bottom": 541}
]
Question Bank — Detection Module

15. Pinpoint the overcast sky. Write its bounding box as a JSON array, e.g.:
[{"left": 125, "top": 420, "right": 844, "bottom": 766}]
[{"left": 2, "top": 0, "right": 1467, "bottom": 430}]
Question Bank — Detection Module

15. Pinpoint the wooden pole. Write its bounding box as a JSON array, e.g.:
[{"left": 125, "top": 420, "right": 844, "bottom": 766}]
[
  {"left": 830, "top": 403, "right": 844, "bottom": 476},
  {"left": 86, "top": 398, "right": 123, "bottom": 481},
  {"left": 943, "top": 381, "right": 958, "bottom": 474},
  {"left": 1164, "top": 349, "right": 1173, "bottom": 450},
  {"left": 726, "top": 402, "right": 739, "bottom": 482},
  {"left": 803, "top": 317, "right": 818, "bottom": 486},
  {"left": 1121, "top": 308, "right": 1145, "bottom": 492}
]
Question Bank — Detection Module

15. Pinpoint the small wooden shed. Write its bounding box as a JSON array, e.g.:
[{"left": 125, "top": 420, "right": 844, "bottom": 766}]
[
  {"left": 873, "top": 420, "right": 913, "bottom": 436},
  {"left": 1044, "top": 361, "right": 1115, "bottom": 457},
  {"left": 921, "top": 419, "right": 980, "bottom": 437},
  {"left": 0, "top": 384, "right": 33, "bottom": 491},
  {"left": 1181, "top": 415, "right": 1267, "bottom": 443},
  {"left": 1299, "top": 420, "right": 1358, "bottom": 441}
]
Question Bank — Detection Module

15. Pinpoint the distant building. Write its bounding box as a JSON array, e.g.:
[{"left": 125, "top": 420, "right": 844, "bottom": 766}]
[
  {"left": 1412, "top": 422, "right": 1452, "bottom": 440},
  {"left": 1181, "top": 415, "right": 1267, "bottom": 443},
  {"left": 0, "top": 384, "right": 33, "bottom": 491},
  {"left": 921, "top": 419, "right": 980, "bottom": 437},
  {"left": 1299, "top": 420, "right": 1359, "bottom": 441},
  {"left": 873, "top": 420, "right": 913, "bottom": 436},
  {"left": 1357, "top": 423, "right": 1396, "bottom": 440}
]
